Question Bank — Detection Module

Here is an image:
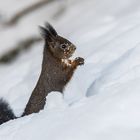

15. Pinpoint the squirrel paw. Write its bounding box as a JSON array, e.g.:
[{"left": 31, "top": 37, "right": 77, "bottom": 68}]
[{"left": 75, "top": 57, "right": 84, "bottom": 66}]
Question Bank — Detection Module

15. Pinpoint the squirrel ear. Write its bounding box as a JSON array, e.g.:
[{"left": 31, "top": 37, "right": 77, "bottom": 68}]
[
  {"left": 39, "top": 26, "right": 52, "bottom": 41},
  {"left": 44, "top": 22, "right": 58, "bottom": 37}
]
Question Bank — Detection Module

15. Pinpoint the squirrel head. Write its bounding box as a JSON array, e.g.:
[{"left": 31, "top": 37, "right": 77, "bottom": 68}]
[{"left": 39, "top": 22, "right": 76, "bottom": 59}]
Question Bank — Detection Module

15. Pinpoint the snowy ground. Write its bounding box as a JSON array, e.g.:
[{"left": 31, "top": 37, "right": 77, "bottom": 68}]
[{"left": 0, "top": 0, "right": 140, "bottom": 139}]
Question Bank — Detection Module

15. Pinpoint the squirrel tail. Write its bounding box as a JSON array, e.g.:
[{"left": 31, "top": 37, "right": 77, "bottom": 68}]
[{"left": 0, "top": 99, "right": 16, "bottom": 125}]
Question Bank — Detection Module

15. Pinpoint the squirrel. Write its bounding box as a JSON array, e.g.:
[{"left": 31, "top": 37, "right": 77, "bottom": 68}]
[{"left": 0, "top": 22, "right": 84, "bottom": 124}]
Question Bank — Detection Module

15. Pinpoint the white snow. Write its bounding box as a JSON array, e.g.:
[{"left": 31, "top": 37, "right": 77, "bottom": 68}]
[{"left": 0, "top": 0, "right": 140, "bottom": 139}]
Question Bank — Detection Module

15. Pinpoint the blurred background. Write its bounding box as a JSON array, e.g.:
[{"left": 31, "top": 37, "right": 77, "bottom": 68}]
[
  {"left": 0, "top": 0, "right": 72, "bottom": 62},
  {"left": 0, "top": 0, "right": 139, "bottom": 63}
]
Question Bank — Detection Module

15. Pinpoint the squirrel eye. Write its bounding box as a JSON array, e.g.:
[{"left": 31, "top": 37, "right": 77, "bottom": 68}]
[{"left": 61, "top": 44, "right": 67, "bottom": 49}]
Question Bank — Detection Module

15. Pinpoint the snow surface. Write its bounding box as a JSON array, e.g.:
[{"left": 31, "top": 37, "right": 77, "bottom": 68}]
[{"left": 0, "top": 0, "right": 140, "bottom": 139}]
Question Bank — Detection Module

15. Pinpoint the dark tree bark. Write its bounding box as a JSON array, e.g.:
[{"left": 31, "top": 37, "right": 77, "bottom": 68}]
[
  {"left": 0, "top": 36, "right": 41, "bottom": 64},
  {"left": 2, "top": 0, "right": 55, "bottom": 26}
]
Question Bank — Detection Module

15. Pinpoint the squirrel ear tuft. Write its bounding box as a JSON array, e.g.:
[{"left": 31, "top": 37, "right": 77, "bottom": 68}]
[
  {"left": 39, "top": 26, "right": 51, "bottom": 39},
  {"left": 45, "top": 22, "right": 58, "bottom": 37}
]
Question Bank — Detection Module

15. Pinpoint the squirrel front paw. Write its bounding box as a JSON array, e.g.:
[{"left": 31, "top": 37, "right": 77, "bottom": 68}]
[{"left": 75, "top": 57, "right": 84, "bottom": 66}]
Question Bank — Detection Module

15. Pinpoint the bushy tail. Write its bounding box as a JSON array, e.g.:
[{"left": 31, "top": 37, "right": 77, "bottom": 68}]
[{"left": 0, "top": 99, "right": 16, "bottom": 125}]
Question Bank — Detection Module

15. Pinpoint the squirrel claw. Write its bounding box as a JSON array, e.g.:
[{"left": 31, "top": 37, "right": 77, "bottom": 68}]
[{"left": 75, "top": 57, "right": 84, "bottom": 65}]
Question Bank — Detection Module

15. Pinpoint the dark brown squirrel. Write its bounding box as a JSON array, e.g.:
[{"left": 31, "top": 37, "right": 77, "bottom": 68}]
[
  {"left": 0, "top": 22, "right": 84, "bottom": 124},
  {"left": 23, "top": 23, "right": 84, "bottom": 115}
]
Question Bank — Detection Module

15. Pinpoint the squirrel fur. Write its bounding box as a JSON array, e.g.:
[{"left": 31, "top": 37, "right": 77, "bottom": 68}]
[{"left": 0, "top": 22, "right": 84, "bottom": 124}]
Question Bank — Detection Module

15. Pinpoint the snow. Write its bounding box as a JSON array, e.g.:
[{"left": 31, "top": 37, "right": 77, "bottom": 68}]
[{"left": 0, "top": 0, "right": 140, "bottom": 139}]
